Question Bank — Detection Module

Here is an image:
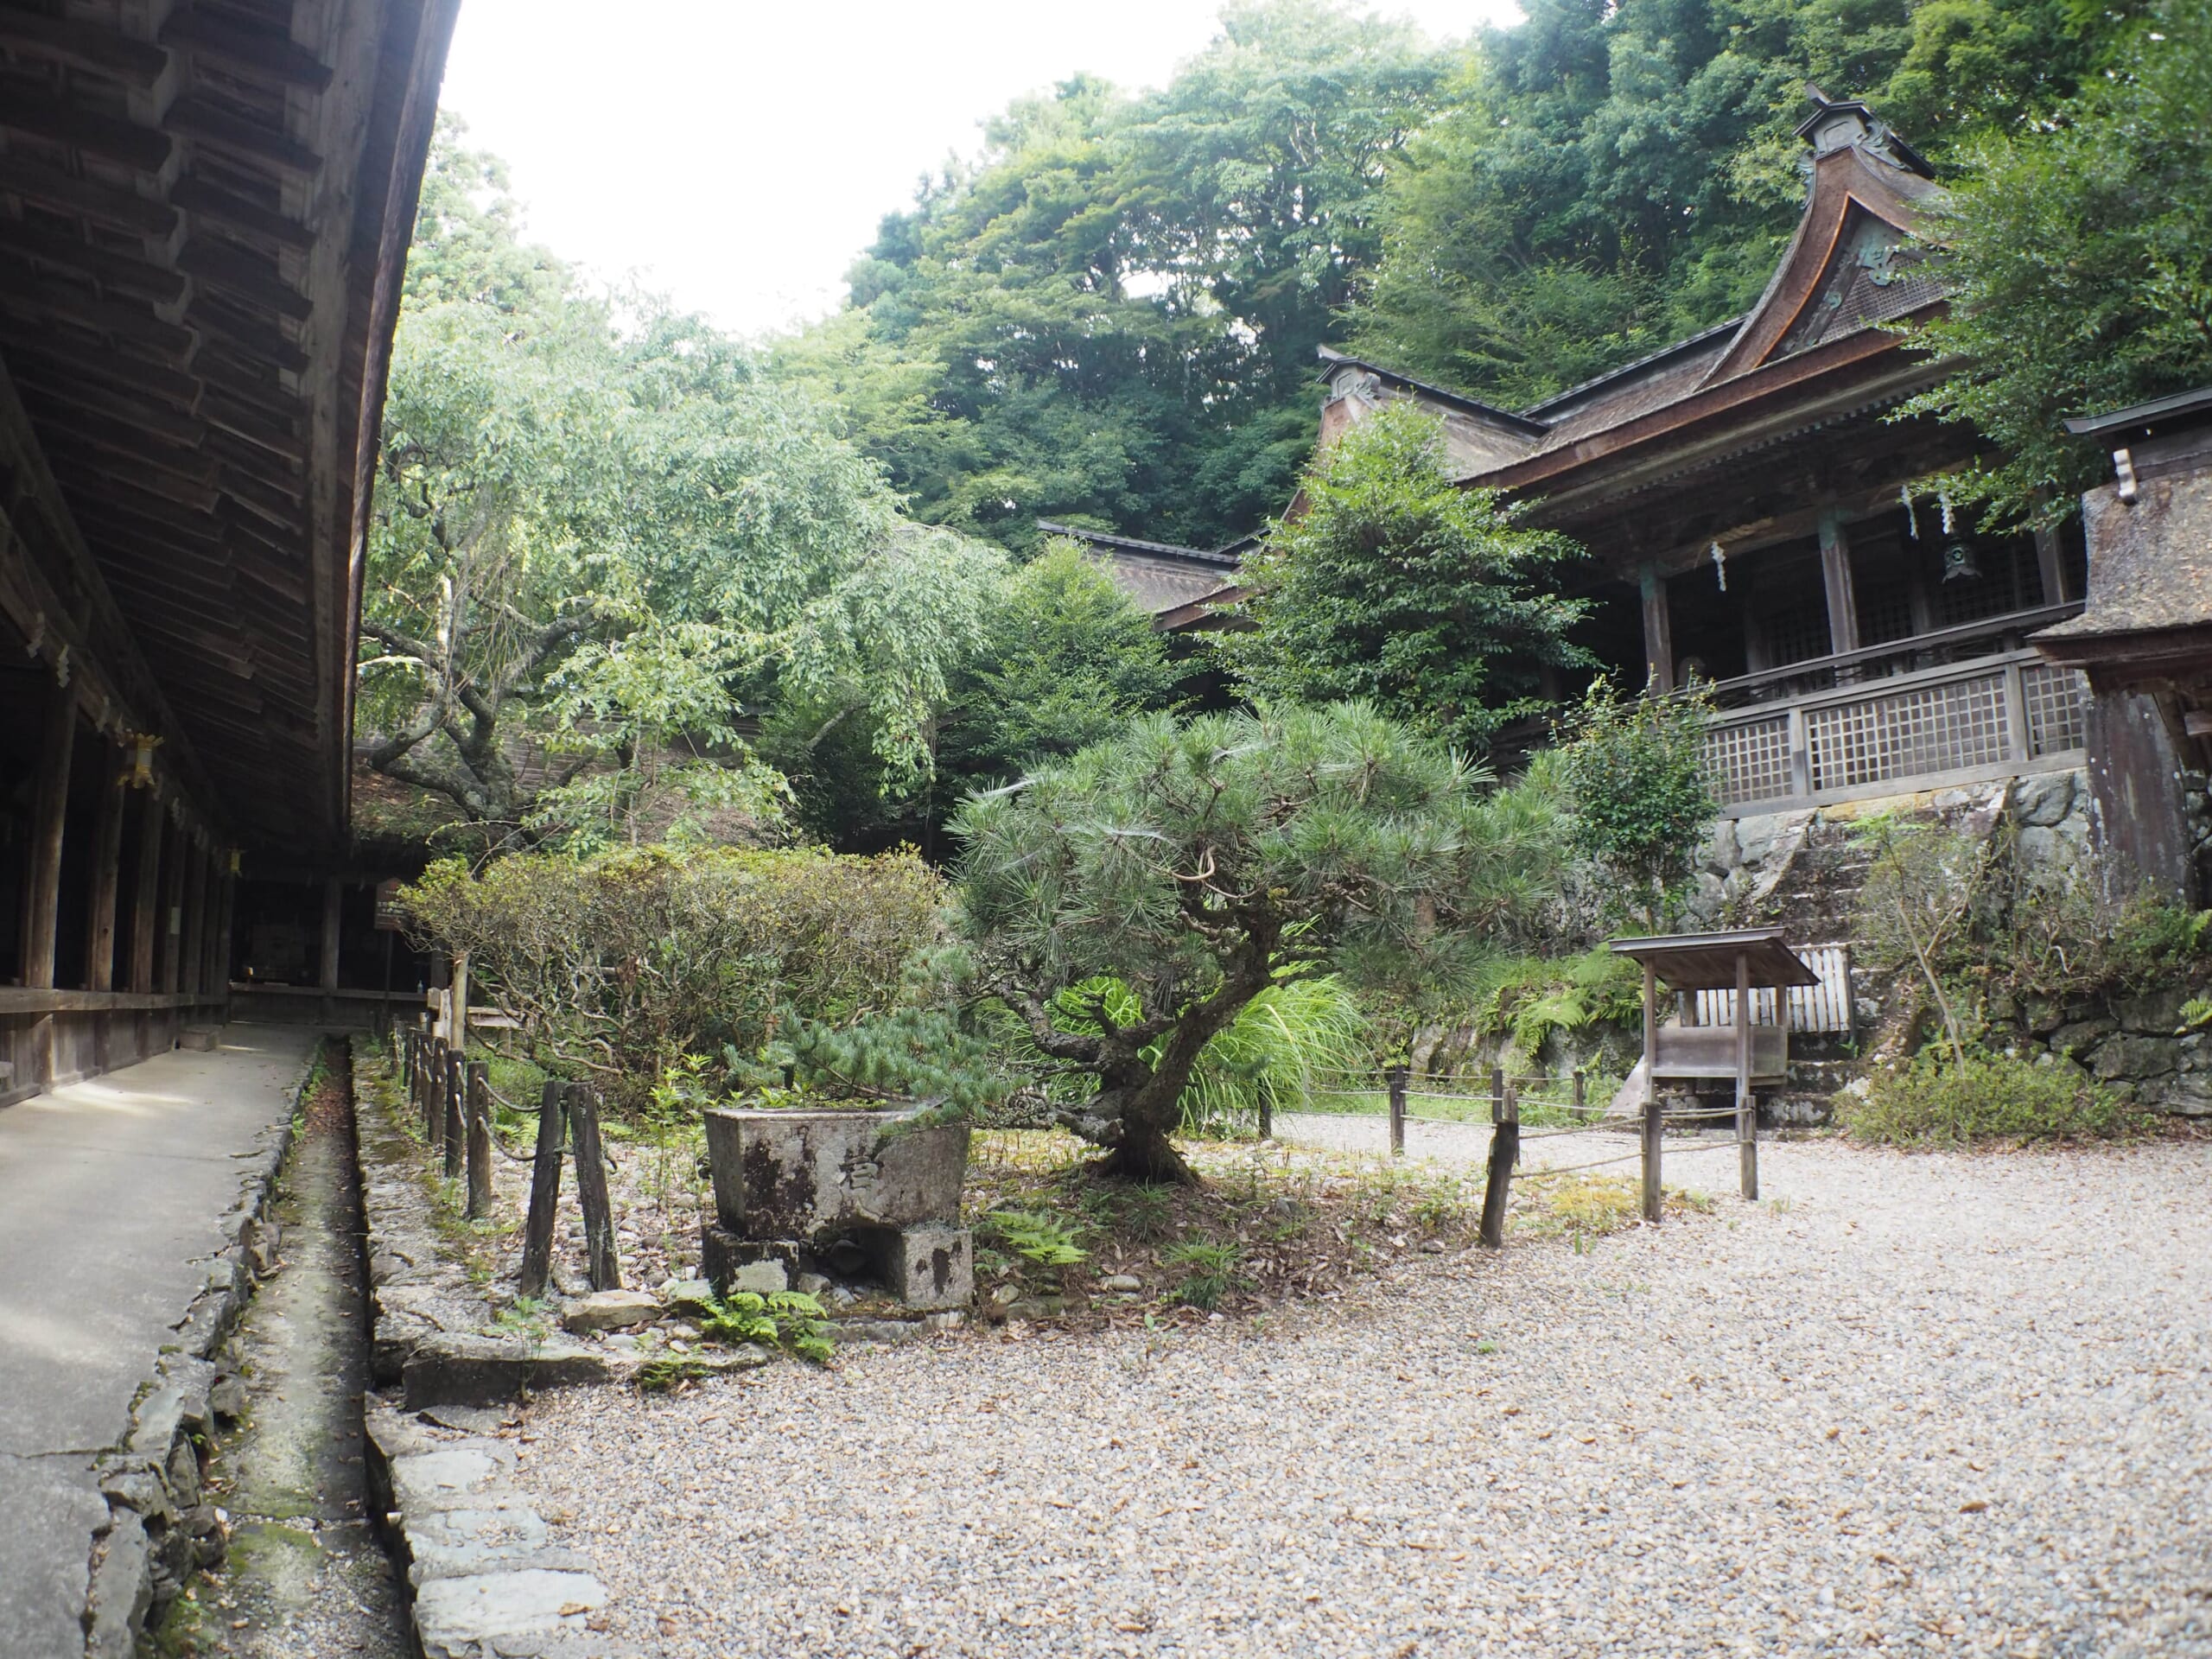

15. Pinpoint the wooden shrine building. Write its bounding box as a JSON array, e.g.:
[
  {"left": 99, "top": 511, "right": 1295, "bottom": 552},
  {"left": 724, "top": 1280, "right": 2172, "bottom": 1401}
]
[
  {"left": 0, "top": 0, "right": 457, "bottom": 1103},
  {"left": 1311, "top": 88, "right": 2108, "bottom": 839}
]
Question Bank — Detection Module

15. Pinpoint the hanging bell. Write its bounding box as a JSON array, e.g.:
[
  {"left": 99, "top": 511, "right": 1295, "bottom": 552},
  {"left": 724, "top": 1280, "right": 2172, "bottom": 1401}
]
[{"left": 1940, "top": 539, "right": 1980, "bottom": 582}]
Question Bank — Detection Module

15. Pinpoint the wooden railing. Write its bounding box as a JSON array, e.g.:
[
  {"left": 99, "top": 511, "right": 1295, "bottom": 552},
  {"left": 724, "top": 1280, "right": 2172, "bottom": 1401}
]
[
  {"left": 1700, "top": 648, "right": 2089, "bottom": 813},
  {"left": 1699, "top": 602, "right": 2083, "bottom": 709}
]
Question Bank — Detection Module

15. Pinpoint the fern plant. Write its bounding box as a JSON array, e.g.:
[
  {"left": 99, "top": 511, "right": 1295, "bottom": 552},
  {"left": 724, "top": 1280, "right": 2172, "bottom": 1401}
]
[
  {"left": 700, "top": 1289, "right": 835, "bottom": 1364},
  {"left": 979, "top": 1208, "right": 1089, "bottom": 1268}
]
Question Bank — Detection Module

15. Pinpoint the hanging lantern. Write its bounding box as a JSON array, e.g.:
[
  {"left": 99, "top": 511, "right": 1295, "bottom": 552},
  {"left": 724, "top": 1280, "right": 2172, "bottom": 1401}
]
[
  {"left": 1940, "top": 539, "right": 1981, "bottom": 583},
  {"left": 123, "top": 732, "right": 162, "bottom": 787}
]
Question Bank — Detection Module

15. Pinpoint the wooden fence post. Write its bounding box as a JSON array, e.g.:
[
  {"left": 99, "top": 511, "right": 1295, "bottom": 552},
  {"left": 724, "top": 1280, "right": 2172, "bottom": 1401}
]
[
  {"left": 1641, "top": 1090, "right": 1664, "bottom": 1224},
  {"left": 1256, "top": 1092, "right": 1272, "bottom": 1141},
  {"left": 465, "top": 1061, "right": 494, "bottom": 1220},
  {"left": 1735, "top": 949, "right": 1759, "bottom": 1203},
  {"left": 443, "top": 1048, "right": 465, "bottom": 1180},
  {"left": 518, "top": 1080, "right": 568, "bottom": 1300},
  {"left": 1479, "top": 1066, "right": 1517, "bottom": 1249},
  {"left": 423, "top": 1041, "right": 442, "bottom": 1152},
  {"left": 1572, "top": 1069, "right": 1586, "bottom": 1116},
  {"left": 1387, "top": 1065, "right": 1408, "bottom": 1157},
  {"left": 567, "top": 1084, "right": 622, "bottom": 1292}
]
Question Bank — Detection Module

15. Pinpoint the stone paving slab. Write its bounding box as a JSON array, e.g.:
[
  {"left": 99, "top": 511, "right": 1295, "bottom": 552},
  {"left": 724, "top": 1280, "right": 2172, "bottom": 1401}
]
[{"left": 0, "top": 1026, "right": 316, "bottom": 1659}]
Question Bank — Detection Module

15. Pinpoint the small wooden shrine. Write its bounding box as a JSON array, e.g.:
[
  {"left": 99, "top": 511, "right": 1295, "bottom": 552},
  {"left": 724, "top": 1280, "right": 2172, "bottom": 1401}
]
[{"left": 1609, "top": 927, "right": 1820, "bottom": 1211}]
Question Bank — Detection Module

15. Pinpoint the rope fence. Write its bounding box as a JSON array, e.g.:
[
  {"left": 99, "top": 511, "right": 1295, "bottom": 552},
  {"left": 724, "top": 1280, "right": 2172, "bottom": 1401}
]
[
  {"left": 397, "top": 1017, "right": 623, "bottom": 1297},
  {"left": 1277, "top": 1060, "right": 1765, "bottom": 1246}
]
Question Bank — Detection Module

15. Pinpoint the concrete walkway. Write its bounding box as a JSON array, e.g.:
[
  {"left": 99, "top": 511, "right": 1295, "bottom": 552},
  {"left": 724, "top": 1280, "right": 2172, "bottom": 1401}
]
[{"left": 0, "top": 1026, "right": 317, "bottom": 1659}]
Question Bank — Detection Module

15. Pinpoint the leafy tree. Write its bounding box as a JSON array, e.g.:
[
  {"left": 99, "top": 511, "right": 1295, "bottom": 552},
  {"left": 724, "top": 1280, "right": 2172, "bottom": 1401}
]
[
  {"left": 1349, "top": 0, "right": 2110, "bottom": 405},
  {"left": 950, "top": 702, "right": 1559, "bottom": 1183},
  {"left": 766, "top": 540, "right": 1192, "bottom": 851},
  {"left": 1897, "top": 0, "right": 2212, "bottom": 525},
  {"left": 1220, "top": 404, "right": 1590, "bottom": 753},
  {"left": 769, "top": 3, "right": 1445, "bottom": 553},
  {"left": 1552, "top": 679, "right": 1718, "bottom": 931},
  {"left": 361, "top": 124, "right": 1005, "bottom": 847}
]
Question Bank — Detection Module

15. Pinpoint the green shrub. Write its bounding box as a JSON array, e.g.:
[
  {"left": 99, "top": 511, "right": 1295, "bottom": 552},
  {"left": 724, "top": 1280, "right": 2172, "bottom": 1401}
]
[
  {"left": 700, "top": 1290, "right": 835, "bottom": 1364},
  {"left": 1552, "top": 678, "right": 1717, "bottom": 931},
  {"left": 1469, "top": 946, "right": 1642, "bottom": 1058},
  {"left": 1840, "top": 1049, "right": 2142, "bottom": 1148},
  {"left": 400, "top": 844, "right": 946, "bottom": 1105}
]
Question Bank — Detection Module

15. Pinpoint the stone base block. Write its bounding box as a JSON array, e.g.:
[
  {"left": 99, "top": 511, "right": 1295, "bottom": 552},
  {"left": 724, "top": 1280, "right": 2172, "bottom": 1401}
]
[
  {"left": 702, "top": 1223, "right": 971, "bottom": 1308},
  {"left": 699, "top": 1228, "right": 802, "bottom": 1295},
  {"left": 885, "top": 1224, "right": 972, "bottom": 1311}
]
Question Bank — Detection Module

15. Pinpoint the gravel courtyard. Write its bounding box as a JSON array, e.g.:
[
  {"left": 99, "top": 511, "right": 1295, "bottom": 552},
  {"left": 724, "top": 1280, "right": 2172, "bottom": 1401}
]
[{"left": 519, "top": 1131, "right": 2212, "bottom": 1658}]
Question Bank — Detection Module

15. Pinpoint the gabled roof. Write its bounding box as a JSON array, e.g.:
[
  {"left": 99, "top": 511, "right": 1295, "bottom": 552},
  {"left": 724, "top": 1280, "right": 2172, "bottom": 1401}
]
[
  {"left": 1319, "top": 89, "right": 1949, "bottom": 516},
  {"left": 1037, "top": 520, "right": 1249, "bottom": 622},
  {"left": 1315, "top": 350, "right": 1546, "bottom": 435}
]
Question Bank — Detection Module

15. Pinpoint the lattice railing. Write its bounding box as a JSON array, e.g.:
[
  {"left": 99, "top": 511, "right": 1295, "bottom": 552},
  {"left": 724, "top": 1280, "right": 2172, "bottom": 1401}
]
[
  {"left": 1807, "top": 671, "right": 2010, "bottom": 792},
  {"left": 1700, "top": 652, "right": 2090, "bottom": 810},
  {"left": 2023, "top": 660, "right": 2089, "bottom": 756},
  {"left": 1702, "top": 715, "right": 1793, "bottom": 808}
]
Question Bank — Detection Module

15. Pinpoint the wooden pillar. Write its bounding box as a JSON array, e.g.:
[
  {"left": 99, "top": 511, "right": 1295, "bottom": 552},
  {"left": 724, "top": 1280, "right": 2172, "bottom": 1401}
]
[
  {"left": 1640, "top": 961, "right": 1662, "bottom": 1224},
  {"left": 1735, "top": 950, "right": 1758, "bottom": 1203},
  {"left": 210, "top": 861, "right": 235, "bottom": 1001},
  {"left": 129, "top": 789, "right": 164, "bottom": 993},
  {"left": 1817, "top": 510, "right": 1859, "bottom": 658},
  {"left": 320, "top": 878, "right": 343, "bottom": 994},
  {"left": 19, "top": 679, "right": 78, "bottom": 992},
  {"left": 2034, "top": 524, "right": 2071, "bottom": 606},
  {"left": 158, "top": 816, "right": 186, "bottom": 993},
  {"left": 1638, "top": 563, "right": 1675, "bottom": 692},
  {"left": 181, "top": 840, "right": 209, "bottom": 998},
  {"left": 84, "top": 741, "right": 126, "bottom": 993},
  {"left": 20, "top": 680, "right": 77, "bottom": 1090}
]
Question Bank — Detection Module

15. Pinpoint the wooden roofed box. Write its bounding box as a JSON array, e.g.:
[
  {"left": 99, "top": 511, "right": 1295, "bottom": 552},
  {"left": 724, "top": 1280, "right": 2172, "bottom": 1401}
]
[{"left": 1610, "top": 928, "right": 1819, "bottom": 1089}]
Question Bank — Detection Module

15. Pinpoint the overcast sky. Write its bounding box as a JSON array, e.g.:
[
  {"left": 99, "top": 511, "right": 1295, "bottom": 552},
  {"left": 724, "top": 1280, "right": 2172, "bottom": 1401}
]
[{"left": 437, "top": 2, "right": 1520, "bottom": 340}]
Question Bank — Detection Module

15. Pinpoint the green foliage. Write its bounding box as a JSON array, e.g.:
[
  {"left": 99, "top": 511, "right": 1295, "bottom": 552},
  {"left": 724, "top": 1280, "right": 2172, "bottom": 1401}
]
[
  {"left": 1552, "top": 679, "right": 1719, "bottom": 931},
  {"left": 1350, "top": 0, "right": 2110, "bottom": 406},
  {"left": 1841, "top": 1047, "right": 2139, "bottom": 1147},
  {"left": 364, "top": 120, "right": 1006, "bottom": 847},
  {"left": 1899, "top": 0, "right": 2212, "bottom": 525},
  {"left": 768, "top": 4, "right": 1446, "bottom": 552},
  {"left": 952, "top": 701, "right": 1561, "bottom": 1179},
  {"left": 1162, "top": 1240, "right": 1248, "bottom": 1309},
  {"left": 1851, "top": 809, "right": 2212, "bottom": 1052},
  {"left": 979, "top": 1208, "right": 1090, "bottom": 1268},
  {"left": 1220, "top": 404, "right": 1590, "bottom": 754},
  {"left": 1176, "top": 978, "right": 1371, "bottom": 1139},
  {"left": 1470, "top": 947, "right": 1643, "bottom": 1058},
  {"left": 766, "top": 540, "right": 1192, "bottom": 849},
  {"left": 700, "top": 1290, "right": 836, "bottom": 1365},
  {"left": 398, "top": 844, "right": 946, "bottom": 1106}
]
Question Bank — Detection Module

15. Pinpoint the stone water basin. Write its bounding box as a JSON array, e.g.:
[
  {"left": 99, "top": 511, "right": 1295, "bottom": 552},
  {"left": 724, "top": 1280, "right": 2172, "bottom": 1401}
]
[{"left": 700, "top": 1108, "right": 972, "bottom": 1310}]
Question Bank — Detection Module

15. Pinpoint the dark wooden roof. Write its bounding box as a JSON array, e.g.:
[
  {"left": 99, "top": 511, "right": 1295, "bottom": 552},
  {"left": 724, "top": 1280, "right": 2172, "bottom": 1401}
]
[
  {"left": 0, "top": 0, "right": 457, "bottom": 860},
  {"left": 1609, "top": 928, "right": 1821, "bottom": 992},
  {"left": 1037, "top": 520, "right": 1251, "bottom": 625},
  {"left": 2062, "top": 385, "right": 2212, "bottom": 442},
  {"left": 1319, "top": 94, "right": 1951, "bottom": 560}
]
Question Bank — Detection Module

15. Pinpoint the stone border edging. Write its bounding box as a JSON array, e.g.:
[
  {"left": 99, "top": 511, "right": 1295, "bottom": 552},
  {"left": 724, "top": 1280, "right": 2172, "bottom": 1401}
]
[
  {"left": 82, "top": 1044, "right": 305, "bottom": 1657},
  {"left": 363, "top": 1402, "right": 634, "bottom": 1659}
]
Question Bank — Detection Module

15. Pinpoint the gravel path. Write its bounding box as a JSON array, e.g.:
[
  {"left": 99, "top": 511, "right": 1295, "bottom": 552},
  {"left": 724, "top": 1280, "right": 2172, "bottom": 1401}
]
[{"left": 519, "top": 1135, "right": 2212, "bottom": 1657}]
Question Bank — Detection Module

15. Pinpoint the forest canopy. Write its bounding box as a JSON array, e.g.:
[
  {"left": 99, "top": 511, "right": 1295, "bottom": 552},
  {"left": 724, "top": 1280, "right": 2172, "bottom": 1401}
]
[{"left": 768, "top": 0, "right": 2123, "bottom": 556}]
